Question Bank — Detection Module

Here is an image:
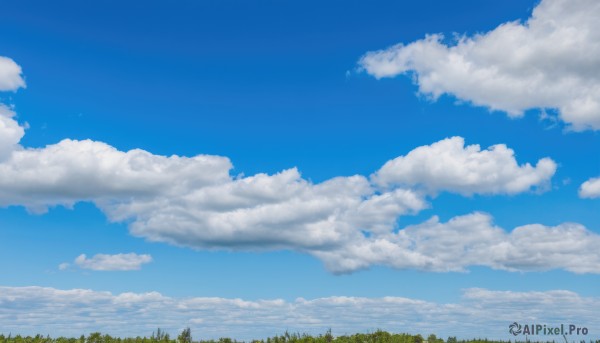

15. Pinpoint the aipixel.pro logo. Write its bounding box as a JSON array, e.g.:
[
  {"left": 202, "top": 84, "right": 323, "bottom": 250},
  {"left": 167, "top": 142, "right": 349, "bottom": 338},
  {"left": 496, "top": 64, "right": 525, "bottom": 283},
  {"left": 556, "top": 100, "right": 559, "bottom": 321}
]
[
  {"left": 509, "top": 322, "right": 522, "bottom": 335},
  {"left": 509, "top": 322, "right": 589, "bottom": 336}
]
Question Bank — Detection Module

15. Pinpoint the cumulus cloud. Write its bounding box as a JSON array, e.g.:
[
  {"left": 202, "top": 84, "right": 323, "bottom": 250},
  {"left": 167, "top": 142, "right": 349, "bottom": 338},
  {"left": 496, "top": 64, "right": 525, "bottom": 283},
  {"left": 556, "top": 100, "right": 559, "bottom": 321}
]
[
  {"left": 372, "top": 136, "right": 556, "bottom": 195},
  {"left": 2, "top": 60, "right": 589, "bottom": 274},
  {"left": 110, "top": 172, "right": 426, "bottom": 253},
  {"left": 6, "top": 104, "right": 598, "bottom": 274},
  {"left": 315, "top": 212, "right": 600, "bottom": 274},
  {"left": 0, "top": 104, "right": 25, "bottom": 161},
  {"left": 70, "top": 253, "right": 153, "bottom": 271},
  {"left": 0, "top": 286, "right": 598, "bottom": 339},
  {"left": 0, "top": 56, "right": 25, "bottom": 91},
  {"left": 579, "top": 177, "right": 600, "bottom": 198},
  {"left": 359, "top": 0, "right": 600, "bottom": 131},
  {"left": 0, "top": 138, "right": 231, "bottom": 214}
]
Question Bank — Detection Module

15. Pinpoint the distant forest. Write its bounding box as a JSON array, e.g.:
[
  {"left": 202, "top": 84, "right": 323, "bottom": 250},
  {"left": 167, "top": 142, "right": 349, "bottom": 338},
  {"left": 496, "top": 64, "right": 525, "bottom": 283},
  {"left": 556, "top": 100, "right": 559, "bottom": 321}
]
[{"left": 0, "top": 330, "right": 597, "bottom": 343}]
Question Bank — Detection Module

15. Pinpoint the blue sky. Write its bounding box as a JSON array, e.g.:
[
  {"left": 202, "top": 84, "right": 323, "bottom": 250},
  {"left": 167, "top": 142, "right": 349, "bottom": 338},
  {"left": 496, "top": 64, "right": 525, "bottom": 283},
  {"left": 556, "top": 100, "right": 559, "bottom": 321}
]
[{"left": 1, "top": 0, "right": 600, "bottom": 340}]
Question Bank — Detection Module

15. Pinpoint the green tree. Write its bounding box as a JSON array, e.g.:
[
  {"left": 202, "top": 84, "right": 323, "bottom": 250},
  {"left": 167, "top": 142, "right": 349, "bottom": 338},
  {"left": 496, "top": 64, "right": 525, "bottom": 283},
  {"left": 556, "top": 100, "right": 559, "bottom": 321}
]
[
  {"left": 177, "top": 329, "right": 191, "bottom": 343},
  {"left": 87, "top": 333, "right": 102, "bottom": 343}
]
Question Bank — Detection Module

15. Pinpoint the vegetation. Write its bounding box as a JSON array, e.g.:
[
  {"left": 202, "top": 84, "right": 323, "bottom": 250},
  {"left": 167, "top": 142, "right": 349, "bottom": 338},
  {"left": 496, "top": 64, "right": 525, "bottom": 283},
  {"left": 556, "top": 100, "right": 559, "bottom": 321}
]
[{"left": 0, "top": 330, "right": 597, "bottom": 343}]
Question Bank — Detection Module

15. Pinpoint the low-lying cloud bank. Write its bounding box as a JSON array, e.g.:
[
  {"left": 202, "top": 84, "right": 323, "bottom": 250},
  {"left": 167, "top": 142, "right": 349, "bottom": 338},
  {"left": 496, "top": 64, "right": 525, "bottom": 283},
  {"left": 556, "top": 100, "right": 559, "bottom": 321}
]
[
  {"left": 359, "top": 0, "right": 600, "bottom": 131},
  {"left": 0, "top": 286, "right": 598, "bottom": 340}
]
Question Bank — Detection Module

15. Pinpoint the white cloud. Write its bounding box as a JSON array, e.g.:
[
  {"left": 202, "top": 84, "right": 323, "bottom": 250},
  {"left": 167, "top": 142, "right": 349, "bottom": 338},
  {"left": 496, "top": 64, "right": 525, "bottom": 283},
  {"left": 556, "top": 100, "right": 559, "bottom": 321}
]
[
  {"left": 0, "top": 56, "right": 25, "bottom": 91},
  {"left": 0, "top": 104, "right": 25, "bottom": 161},
  {"left": 71, "top": 253, "right": 153, "bottom": 271},
  {"left": 109, "top": 171, "right": 425, "bottom": 253},
  {"left": 315, "top": 212, "right": 600, "bottom": 274},
  {"left": 359, "top": 0, "right": 600, "bottom": 131},
  {"left": 372, "top": 136, "right": 556, "bottom": 195},
  {"left": 0, "top": 137, "right": 231, "bottom": 214},
  {"left": 0, "top": 68, "right": 581, "bottom": 274},
  {"left": 579, "top": 177, "right": 600, "bottom": 198},
  {"left": 5, "top": 107, "right": 597, "bottom": 274},
  {"left": 1, "top": 52, "right": 586, "bottom": 275},
  {"left": 0, "top": 286, "right": 598, "bottom": 339},
  {"left": 58, "top": 263, "right": 70, "bottom": 271}
]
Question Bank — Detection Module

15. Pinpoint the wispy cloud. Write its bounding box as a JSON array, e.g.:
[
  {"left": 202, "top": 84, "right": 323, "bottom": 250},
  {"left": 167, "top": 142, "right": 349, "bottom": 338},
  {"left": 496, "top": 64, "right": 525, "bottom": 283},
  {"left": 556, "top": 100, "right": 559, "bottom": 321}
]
[{"left": 61, "top": 253, "right": 153, "bottom": 271}]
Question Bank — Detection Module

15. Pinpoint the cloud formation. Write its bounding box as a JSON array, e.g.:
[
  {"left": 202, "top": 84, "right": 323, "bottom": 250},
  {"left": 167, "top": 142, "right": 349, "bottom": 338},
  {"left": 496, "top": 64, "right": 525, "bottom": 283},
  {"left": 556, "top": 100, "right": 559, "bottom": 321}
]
[
  {"left": 315, "top": 212, "right": 600, "bottom": 274},
  {"left": 0, "top": 105, "right": 25, "bottom": 161},
  {"left": 0, "top": 56, "right": 25, "bottom": 91},
  {"left": 3, "top": 54, "right": 597, "bottom": 275},
  {"left": 0, "top": 103, "right": 571, "bottom": 273},
  {"left": 359, "top": 0, "right": 600, "bottom": 131},
  {"left": 0, "top": 286, "right": 598, "bottom": 339},
  {"left": 66, "top": 253, "right": 153, "bottom": 271},
  {"left": 372, "top": 137, "right": 556, "bottom": 195},
  {"left": 0, "top": 137, "right": 231, "bottom": 214},
  {"left": 579, "top": 177, "right": 600, "bottom": 198}
]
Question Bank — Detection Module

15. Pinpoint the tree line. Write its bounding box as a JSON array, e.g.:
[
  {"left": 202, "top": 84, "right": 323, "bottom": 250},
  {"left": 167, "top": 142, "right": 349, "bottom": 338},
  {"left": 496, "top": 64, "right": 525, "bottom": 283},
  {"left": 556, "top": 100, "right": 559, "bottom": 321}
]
[{"left": 0, "top": 330, "right": 597, "bottom": 343}]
